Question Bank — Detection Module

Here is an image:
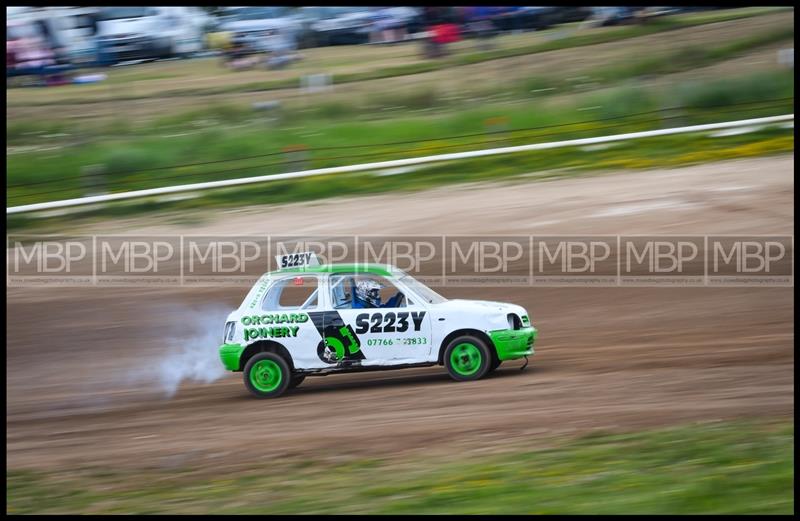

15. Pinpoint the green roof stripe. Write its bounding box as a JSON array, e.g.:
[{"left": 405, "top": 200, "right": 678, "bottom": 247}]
[{"left": 273, "top": 264, "right": 395, "bottom": 277}]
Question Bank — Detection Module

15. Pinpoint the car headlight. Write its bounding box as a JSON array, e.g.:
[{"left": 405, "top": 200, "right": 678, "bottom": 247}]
[
  {"left": 506, "top": 313, "right": 530, "bottom": 330},
  {"left": 224, "top": 321, "right": 236, "bottom": 342},
  {"left": 507, "top": 314, "right": 519, "bottom": 330}
]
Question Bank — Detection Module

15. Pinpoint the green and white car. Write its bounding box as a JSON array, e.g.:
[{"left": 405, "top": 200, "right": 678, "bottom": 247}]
[{"left": 219, "top": 254, "right": 537, "bottom": 398}]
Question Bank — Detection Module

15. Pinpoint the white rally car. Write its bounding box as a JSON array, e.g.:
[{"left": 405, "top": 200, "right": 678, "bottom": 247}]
[{"left": 219, "top": 254, "right": 537, "bottom": 398}]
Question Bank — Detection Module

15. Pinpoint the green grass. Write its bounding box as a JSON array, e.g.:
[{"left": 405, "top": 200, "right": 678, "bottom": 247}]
[
  {"left": 309, "top": 24, "right": 793, "bottom": 123},
  {"left": 6, "top": 22, "right": 792, "bottom": 146},
  {"left": 446, "top": 7, "right": 789, "bottom": 67},
  {"left": 6, "top": 122, "right": 794, "bottom": 232},
  {"left": 6, "top": 419, "right": 794, "bottom": 514},
  {"left": 590, "top": 25, "right": 794, "bottom": 83},
  {"left": 6, "top": 68, "right": 794, "bottom": 209},
  {"left": 6, "top": 7, "right": 791, "bottom": 109}
]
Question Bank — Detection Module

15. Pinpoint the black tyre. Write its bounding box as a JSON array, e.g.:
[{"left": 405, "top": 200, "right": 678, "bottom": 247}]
[
  {"left": 487, "top": 357, "right": 502, "bottom": 373},
  {"left": 443, "top": 335, "right": 491, "bottom": 381},
  {"left": 243, "top": 352, "right": 291, "bottom": 398},
  {"left": 289, "top": 373, "right": 306, "bottom": 389}
]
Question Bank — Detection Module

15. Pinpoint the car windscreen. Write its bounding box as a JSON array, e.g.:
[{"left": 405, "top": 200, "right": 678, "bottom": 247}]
[{"left": 399, "top": 275, "right": 448, "bottom": 304}]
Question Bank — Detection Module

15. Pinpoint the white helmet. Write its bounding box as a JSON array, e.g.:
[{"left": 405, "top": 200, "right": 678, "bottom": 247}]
[{"left": 355, "top": 279, "right": 383, "bottom": 307}]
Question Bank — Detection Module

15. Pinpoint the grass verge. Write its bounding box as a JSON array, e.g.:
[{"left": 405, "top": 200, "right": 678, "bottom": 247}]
[
  {"left": 6, "top": 27, "right": 793, "bottom": 145},
  {"left": 6, "top": 68, "right": 794, "bottom": 210},
  {"left": 6, "top": 123, "right": 794, "bottom": 232},
  {"left": 6, "top": 419, "right": 794, "bottom": 514}
]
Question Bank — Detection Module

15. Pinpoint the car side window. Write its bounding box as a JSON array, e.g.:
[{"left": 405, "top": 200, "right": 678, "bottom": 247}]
[
  {"left": 329, "top": 275, "right": 353, "bottom": 309},
  {"left": 330, "top": 274, "right": 406, "bottom": 309},
  {"left": 261, "top": 276, "right": 319, "bottom": 311}
]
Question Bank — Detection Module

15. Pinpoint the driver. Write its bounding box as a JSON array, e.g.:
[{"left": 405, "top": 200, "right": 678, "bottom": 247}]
[{"left": 353, "top": 279, "right": 403, "bottom": 308}]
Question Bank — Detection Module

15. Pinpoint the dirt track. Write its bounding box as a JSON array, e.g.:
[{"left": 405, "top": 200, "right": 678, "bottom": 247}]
[{"left": 6, "top": 156, "right": 794, "bottom": 472}]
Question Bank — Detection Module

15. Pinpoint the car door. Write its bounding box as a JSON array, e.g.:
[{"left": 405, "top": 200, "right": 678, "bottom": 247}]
[
  {"left": 324, "top": 273, "right": 432, "bottom": 365},
  {"left": 257, "top": 274, "right": 323, "bottom": 369}
]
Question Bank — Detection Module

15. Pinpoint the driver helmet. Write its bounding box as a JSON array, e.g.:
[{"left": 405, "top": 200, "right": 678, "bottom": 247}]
[{"left": 355, "top": 279, "right": 383, "bottom": 308}]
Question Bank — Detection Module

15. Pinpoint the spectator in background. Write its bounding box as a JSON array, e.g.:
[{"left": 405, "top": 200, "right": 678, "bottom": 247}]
[
  {"left": 222, "top": 33, "right": 260, "bottom": 71},
  {"left": 422, "top": 6, "right": 460, "bottom": 58}
]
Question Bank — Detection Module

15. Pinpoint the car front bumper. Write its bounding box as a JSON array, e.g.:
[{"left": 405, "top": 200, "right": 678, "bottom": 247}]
[
  {"left": 219, "top": 343, "right": 245, "bottom": 371},
  {"left": 489, "top": 326, "right": 537, "bottom": 361}
]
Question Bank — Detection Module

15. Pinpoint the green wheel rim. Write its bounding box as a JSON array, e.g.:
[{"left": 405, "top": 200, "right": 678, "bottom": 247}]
[
  {"left": 250, "top": 359, "right": 283, "bottom": 392},
  {"left": 450, "top": 342, "right": 482, "bottom": 376}
]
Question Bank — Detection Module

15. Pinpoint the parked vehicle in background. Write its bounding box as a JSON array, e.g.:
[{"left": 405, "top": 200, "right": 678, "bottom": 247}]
[
  {"left": 372, "top": 6, "right": 423, "bottom": 41},
  {"left": 546, "top": 6, "right": 593, "bottom": 25},
  {"left": 7, "top": 18, "right": 76, "bottom": 85},
  {"left": 294, "top": 6, "right": 327, "bottom": 48},
  {"left": 298, "top": 7, "right": 422, "bottom": 47},
  {"left": 217, "top": 6, "right": 301, "bottom": 52},
  {"left": 6, "top": 6, "right": 99, "bottom": 67},
  {"left": 301, "top": 6, "right": 373, "bottom": 46},
  {"left": 458, "top": 7, "right": 498, "bottom": 47},
  {"left": 7, "top": 20, "right": 56, "bottom": 78},
  {"left": 633, "top": 6, "right": 681, "bottom": 22},
  {"left": 95, "top": 6, "right": 206, "bottom": 66},
  {"left": 400, "top": 7, "right": 425, "bottom": 36},
  {"left": 488, "top": 7, "right": 557, "bottom": 32},
  {"left": 588, "top": 7, "right": 637, "bottom": 27},
  {"left": 458, "top": 6, "right": 588, "bottom": 39}
]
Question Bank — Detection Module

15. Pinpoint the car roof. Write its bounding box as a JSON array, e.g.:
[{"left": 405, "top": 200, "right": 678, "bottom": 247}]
[{"left": 270, "top": 263, "right": 398, "bottom": 277}]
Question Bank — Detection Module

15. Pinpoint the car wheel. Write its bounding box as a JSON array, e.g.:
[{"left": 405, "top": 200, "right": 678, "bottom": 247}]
[
  {"left": 289, "top": 373, "right": 306, "bottom": 389},
  {"left": 444, "top": 335, "right": 491, "bottom": 381},
  {"left": 487, "top": 357, "right": 502, "bottom": 373},
  {"left": 243, "top": 352, "right": 291, "bottom": 398}
]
